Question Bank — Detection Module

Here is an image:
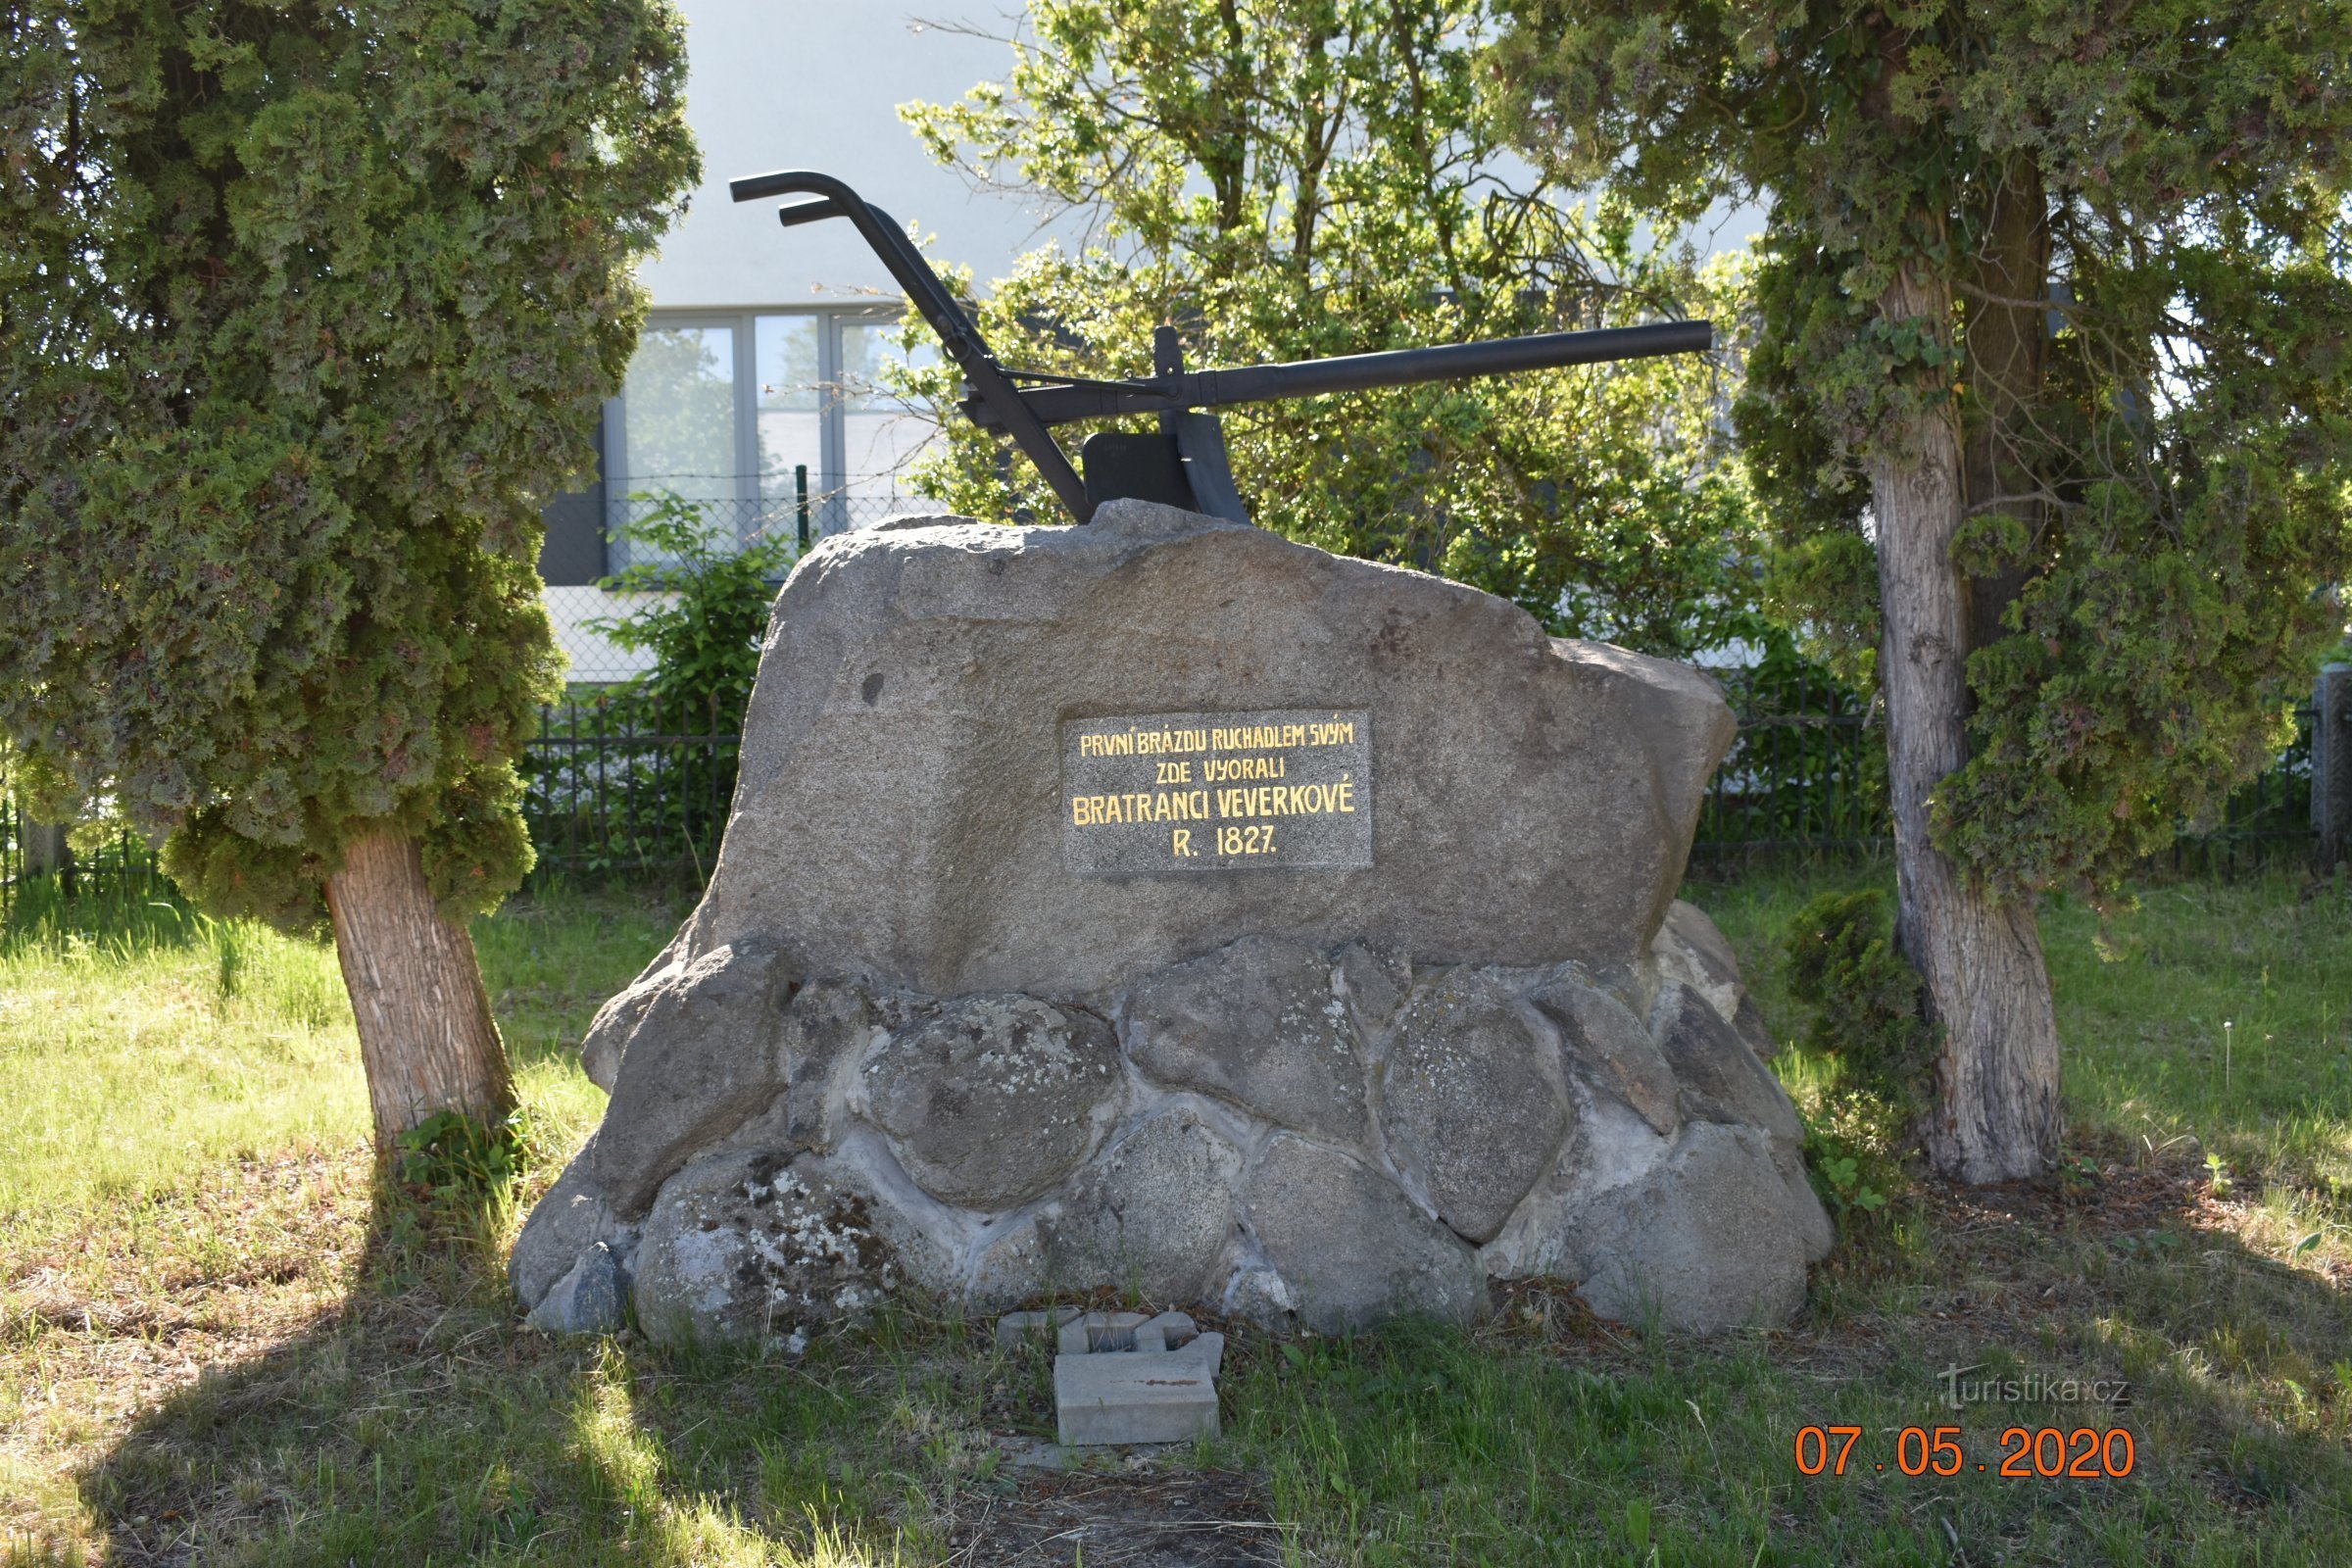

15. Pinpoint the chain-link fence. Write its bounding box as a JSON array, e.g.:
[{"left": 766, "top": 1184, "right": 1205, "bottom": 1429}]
[{"left": 549, "top": 484, "right": 944, "bottom": 684}]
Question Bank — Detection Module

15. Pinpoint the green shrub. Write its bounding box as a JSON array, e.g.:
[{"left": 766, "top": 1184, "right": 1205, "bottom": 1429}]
[
  {"left": 1784, "top": 887, "right": 1936, "bottom": 1224},
  {"left": 586, "top": 492, "right": 796, "bottom": 732},
  {"left": 1784, "top": 887, "right": 1937, "bottom": 1102},
  {"left": 395, "top": 1108, "right": 537, "bottom": 1202}
]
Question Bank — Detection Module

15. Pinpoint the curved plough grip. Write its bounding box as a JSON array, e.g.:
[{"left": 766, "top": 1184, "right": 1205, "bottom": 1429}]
[{"left": 730, "top": 170, "right": 1714, "bottom": 528}]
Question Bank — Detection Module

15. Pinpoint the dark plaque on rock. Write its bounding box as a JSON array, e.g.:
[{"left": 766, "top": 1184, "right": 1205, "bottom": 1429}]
[{"left": 1060, "top": 710, "right": 1373, "bottom": 874}]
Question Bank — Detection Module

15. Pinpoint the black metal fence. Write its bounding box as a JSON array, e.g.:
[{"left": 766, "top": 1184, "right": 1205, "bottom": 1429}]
[
  {"left": 1695, "top": 666, "right": 1890, "bottom": 856},
  {"left": 1690, "top": 673, "right": 2320, "bottom": 873},
  {"left": 518, "top": 691, "right": 741, "bottom": 882},
  {"left": 0, "top": 777, "right": 170, "bottom": 921},
  {"left": 2158, "top": 700, "right": 2320, "bottom": 877},
  {"left": 1, "top": 679, "right": 2331, "bottom": 920}
]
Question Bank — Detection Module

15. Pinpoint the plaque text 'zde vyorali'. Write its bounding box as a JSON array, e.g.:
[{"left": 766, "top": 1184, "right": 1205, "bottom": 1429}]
[{"left": 1060, "top": 710, "right": 1372, "bottom": 874}]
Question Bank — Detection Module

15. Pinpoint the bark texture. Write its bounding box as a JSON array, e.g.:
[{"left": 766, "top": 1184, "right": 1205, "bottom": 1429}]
[
  {"left": 323, "top": 827, "right": 514, "bottom": 1148},
  {"left": 1959, "top": 160, "right": 2052, "bottom": 654},
  {"left": 22, "top": 819, "right": 74, "bottom": 887},
  {"left": 1871, "top": 267, "right": 2064, "bottom": 1184}
]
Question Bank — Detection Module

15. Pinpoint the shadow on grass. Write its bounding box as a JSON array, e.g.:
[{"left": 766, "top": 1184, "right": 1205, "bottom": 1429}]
[{"left": 70, "top": 1170, "right": 934, "bottom": 1568}]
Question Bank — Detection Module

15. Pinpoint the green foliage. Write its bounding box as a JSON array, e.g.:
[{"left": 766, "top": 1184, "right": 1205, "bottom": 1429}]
[
  {"left": 2206, "top": 1151, "right": 2234, "bottom": 1200},
  {"left": 586, "top": 492, "right": 794, "bottom": 732},
  {"left": 897, "top": 0, "right": 1764, "bottom": 658},
  {"left": 1939, "top": 470, "right": 2342, "bottom": 893},
  {"left": 1493, "top": 0, "right": 2352, "bottom": 895},
  {"left": 1784, "top": 887, "right": 1936, "bottom": 1100},
  {"left": 0, "top": 0, "right": 699, "bottom": 931},
  {"left": 1806, "top": 1135, "right": 1888, "bottom": 1218},
  {"left": 394, "top": 1106, "right": 535, "bottom": 1201}
]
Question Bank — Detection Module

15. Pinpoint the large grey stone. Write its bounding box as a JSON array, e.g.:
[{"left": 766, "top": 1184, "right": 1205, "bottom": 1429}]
[
  {"left": 1381, "top": 969, "right": 1569, "bottom": 1244},
  {"left": 771, "top": 977, "right": 874, "bottom": 1155},
  {"left": 966, "top": 1212, "right": 1052, "bottom": 1309},
  {"left": 1652, "top": 902, "right": 1741, "bottom": 1015},
  {"left": 520, "top": 501, "right": 1820, "bottom": 1341},
  {"left": 671, "top": 500, "right": 1735, "bottom": 997},
  {"left": 1651, "top": 983, "right": 1803, "bottom": 1159},
  {"left": 510, "top": 1141, "right": 632, "bottom": 1310},
  {"left": 1241, "top": 1134, "right": 1487, "bottom": 1333},
  {"left": 1731, "top": 994, "right": 1781, "bottom": 1063},
  {"left": 525, "top": 1241, "right": 627, "bottom": 1336},
  {"left": 629, "top": 1147, "right": 951, "bottom": 1347},
  {"left": 1036, "top": 1107, "right": 1245, "bottom": 1302},
  {"left": 1651, "top": 900, "right": 1779, "bottom": 1060},
  {"left": 859, "top": 995, "right": 1122, "bottom": 1210},
  {"left": 1124, "top": 937, "right": 1370, "bottom": 1144},
  {"left": 1530, "top": 969, "right": 1682, "bottom": 1138},
  {"left": 590, "top": 942, "right": 794, "bottom": 1217},
  {"left": 1336, "top": 941, "right": 1411, "bottom": 1035},
  {"left": 1569, "top": 1122, "right": 1832, "bottom": 1332},
  {"left": 576, "top": 934, "right": 683, "bottom": 1093},
  {"left": 577, "top": 986, "right": 649, "bottom": 1097}
]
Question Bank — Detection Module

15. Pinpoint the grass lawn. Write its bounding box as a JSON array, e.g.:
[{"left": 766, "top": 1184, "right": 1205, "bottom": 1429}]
[{"left": 3, "top": 862, "right": 2349, "bottom": 1565}]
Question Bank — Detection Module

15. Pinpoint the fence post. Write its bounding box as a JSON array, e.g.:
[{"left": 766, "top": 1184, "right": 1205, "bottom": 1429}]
[
  {"left": 795, "top": 464, "right": 811, "bottom": 551},
  {"left": 2320, "top": 663, "right": 2351, "bottom": 868}
]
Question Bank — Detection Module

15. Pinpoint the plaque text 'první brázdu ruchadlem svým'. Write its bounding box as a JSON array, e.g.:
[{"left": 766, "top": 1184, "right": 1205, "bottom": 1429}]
[{"left": 1059, "top": 710, "right": 1372, "bottom": 874}]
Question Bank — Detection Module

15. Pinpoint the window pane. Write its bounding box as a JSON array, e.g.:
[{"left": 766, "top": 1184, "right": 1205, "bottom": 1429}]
[
  {"left": 837, "top": 317, "right": 941, "bottom": 523},
  {"left": 620, "top": 325, "right": 737, "bottom": 502},
  {"left": 616, "top": 323, "right": 737, "bottom": 566},
  {"left": 756, "top": 315, "right": 823, "bottom": 517}
]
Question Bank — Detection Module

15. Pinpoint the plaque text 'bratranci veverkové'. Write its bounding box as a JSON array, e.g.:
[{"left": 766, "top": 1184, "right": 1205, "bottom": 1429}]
[{"left": 1059, "top": 710, "right": 1373, "bottom": 873}]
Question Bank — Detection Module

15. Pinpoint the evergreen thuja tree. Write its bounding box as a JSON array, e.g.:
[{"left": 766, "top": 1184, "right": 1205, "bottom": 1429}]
[
  {"left": 0, "top": 0, "right": 696, "bottom": 1146},
  {"left": 1493, "top": 0, "right": 2352, "bottom": 1180}
]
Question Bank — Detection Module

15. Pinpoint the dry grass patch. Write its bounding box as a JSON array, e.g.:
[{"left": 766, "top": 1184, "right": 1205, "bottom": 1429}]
[{"left": 2, "top": 1150, "right": 372, "bottom": 1563}]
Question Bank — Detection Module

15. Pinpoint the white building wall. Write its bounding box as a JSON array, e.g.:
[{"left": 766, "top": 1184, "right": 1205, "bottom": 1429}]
[{"left": 639, "top": 2, "right": 1073, "bottom": 306}]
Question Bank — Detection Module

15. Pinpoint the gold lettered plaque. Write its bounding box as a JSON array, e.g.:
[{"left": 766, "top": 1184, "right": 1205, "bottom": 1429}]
[{"left": 1059, "top": 710, "right": 1373, "bottom": 874}]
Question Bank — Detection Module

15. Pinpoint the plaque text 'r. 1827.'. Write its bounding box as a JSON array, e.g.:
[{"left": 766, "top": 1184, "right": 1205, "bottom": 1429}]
[{"left": 1060, "top": 710, "right": 1373, "bottom": 874}]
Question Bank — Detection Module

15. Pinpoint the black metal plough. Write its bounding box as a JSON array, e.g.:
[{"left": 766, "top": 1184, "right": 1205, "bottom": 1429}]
[{"left": 730, "top": 169, "right": 1713, "bottom": 527}]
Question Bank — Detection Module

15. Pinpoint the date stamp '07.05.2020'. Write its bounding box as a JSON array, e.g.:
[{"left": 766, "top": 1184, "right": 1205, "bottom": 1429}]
[
  {"left": 1796, "top": 1365, "right": 2138, "bottom": 1479},
  {"left": 1792, "top": 1425, "right": 2138, "bottom": 1480}
]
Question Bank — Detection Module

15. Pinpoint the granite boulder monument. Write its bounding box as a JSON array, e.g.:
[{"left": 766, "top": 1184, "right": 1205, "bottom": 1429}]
[{"left": 512, "top": 498, "right": 1832, "bottom": 1343}]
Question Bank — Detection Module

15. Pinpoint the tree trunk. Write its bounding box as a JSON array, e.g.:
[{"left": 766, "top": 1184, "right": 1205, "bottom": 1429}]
[
  {"left": 1959, "top": 159, "right": 2052, "bottom": 653},
  {"left": 1872, "top": 266, "right": 2064, "bottom": 1184},
  {"left": 322, "top": 826, "right": 514, "bottom": 1150},
  {"left": 23, "top": 818, "right": 74, "bottom": 893}
]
